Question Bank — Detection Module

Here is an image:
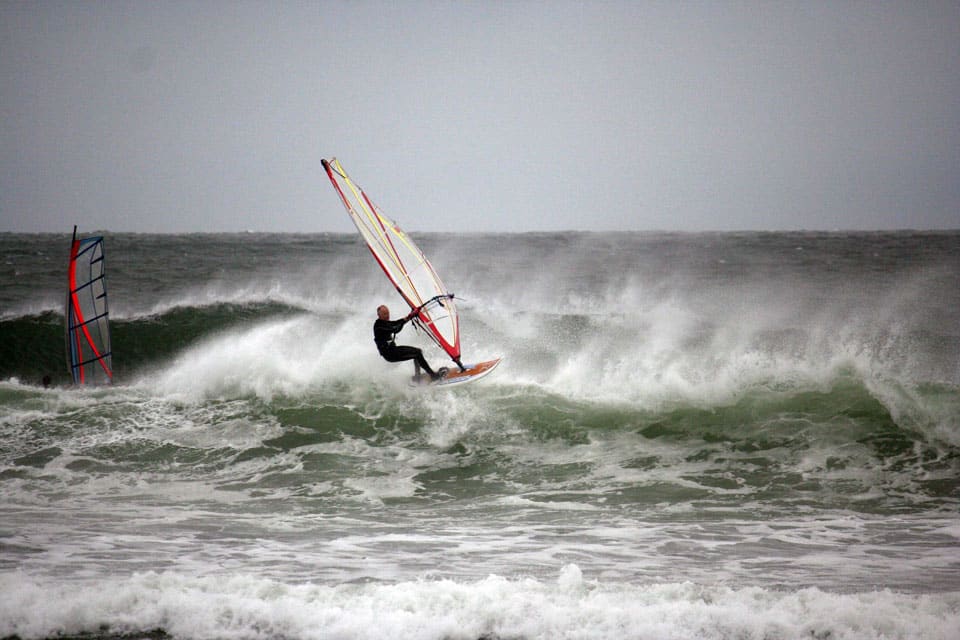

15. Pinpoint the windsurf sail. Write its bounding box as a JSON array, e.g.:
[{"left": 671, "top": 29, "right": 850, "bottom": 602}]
[
  {"left": 322, "top": 158, "right": 463, "bottom": 369},
  {"left": 65, "top": 226, "right": 113, "bottom": 385}
]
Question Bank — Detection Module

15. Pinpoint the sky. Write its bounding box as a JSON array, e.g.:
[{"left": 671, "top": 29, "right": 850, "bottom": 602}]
[{"left": 1, "top": 1, "right": 958, "bottom": 233}]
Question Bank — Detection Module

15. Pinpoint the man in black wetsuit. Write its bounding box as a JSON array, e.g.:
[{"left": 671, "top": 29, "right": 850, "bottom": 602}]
[{"left": 373, "top": 305, "right": 444, "bottom": 381}]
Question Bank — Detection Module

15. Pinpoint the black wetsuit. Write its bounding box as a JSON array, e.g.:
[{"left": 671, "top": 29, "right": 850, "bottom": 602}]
[{"left": 373, "top": 317, "right": 436, "bottom": 377}]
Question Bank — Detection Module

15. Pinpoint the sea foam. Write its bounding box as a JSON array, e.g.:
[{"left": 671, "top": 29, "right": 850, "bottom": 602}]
[{"left": 2, "top": 567, "right": 958, "bottom": 640}]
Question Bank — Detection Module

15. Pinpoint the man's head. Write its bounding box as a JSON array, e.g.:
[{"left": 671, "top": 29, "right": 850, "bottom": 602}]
[{"left": 377, "top": 305, "right": 390, "bottom": 320}]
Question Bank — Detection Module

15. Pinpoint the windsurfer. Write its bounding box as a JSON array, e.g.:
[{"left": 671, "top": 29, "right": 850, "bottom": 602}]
[{"left": 373, "top": 305, "right": 445, "bottom": 381}]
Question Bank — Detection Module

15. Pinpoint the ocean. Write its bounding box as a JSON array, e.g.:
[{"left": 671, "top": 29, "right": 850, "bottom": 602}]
[{"left": 1, "top": 231, "right": 958, "bottom": 639}]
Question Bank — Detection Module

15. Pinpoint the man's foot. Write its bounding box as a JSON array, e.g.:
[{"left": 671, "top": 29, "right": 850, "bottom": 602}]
[{"left": 431, "top": 367, "right": 449, "bottom": 381}]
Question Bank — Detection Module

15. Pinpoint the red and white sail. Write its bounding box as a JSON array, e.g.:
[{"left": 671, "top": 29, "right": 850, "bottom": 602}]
[{"left": 322, "top": 158, "right": 461, "bottom": 364}]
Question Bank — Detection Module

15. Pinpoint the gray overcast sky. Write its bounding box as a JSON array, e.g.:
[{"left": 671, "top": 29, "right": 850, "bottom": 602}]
[{"left": 1, "top": 1, "right": 958, "bottom": 233}]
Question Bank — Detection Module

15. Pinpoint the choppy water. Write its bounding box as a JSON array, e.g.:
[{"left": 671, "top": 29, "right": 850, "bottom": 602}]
[{"left": 1, "top": 231, "right": 958, "bottom": 639}]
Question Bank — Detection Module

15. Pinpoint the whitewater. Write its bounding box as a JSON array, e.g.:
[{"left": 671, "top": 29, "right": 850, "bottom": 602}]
[{"left": 1, "top": 231, "right": 958, "bottom": 639}]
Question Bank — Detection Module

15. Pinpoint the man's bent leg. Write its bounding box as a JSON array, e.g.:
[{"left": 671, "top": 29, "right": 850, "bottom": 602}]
[
  {"left": 413, "top": 351, "right": 436, "bottom": 378},
  {"left": 385, "top": 346, "right": 436, "bottom": 378}
]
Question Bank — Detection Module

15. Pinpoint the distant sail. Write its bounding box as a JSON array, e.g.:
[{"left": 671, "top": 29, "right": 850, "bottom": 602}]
[
  {"left": 322, "top": 158, "right": 462, "bottom": 366},
  {"left": 65, "top": 226, "right": 113, "bottom": 384}
]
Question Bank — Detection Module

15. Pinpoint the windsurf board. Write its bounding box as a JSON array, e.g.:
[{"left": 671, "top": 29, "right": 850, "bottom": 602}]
[{"left": 411, "top": 357, "right": 502, "bottom": 388}]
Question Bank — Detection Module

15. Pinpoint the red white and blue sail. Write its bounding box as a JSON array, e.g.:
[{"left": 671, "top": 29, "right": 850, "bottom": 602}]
[
  {"left": 322, "top": 158, "right": 462, "bottom": 365},
  {"left": 65, "top": 226, "right": 113, "bottom": 385}
]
